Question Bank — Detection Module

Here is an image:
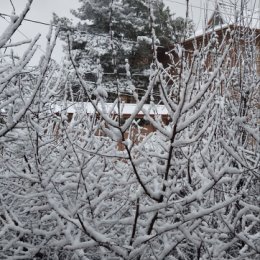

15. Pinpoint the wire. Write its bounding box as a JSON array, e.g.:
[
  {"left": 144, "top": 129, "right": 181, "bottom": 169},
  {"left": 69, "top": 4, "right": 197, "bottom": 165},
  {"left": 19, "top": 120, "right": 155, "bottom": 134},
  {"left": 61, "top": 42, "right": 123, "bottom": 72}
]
[
  {"left": 205, "top": 0, "right": 259, "bottom": 12},
  {"left": 9, "top": 0, "right": 15, "bottom": 13},
  {"left": 1, "top": 1, "right": 259, "bottom": 67},
  {"left": 166, "top": 0, "right": 260, "bottom": 15},
  {"left": 0, "top": 12, "right": 137, "bottom": 44},
  {"left": 0, "top": 14, "right": 47, "bottom": 56},
  {"left": 0, "top": 0, "right": 259, "bottom": 44},
  {"left": 0, "top": 14, "right": 62, "bottom": 65},
  {"left": 1, "top": 2, "right": 258, "bottom": 28},
  {"left": 0, "top": 12, "right": 53, "bottom": 27},
  {"left": 74, "top": 85, "right": 163, "bottom": 100},
  {"left": 0, "top": 14, "right": 31, "bottom": 40},
  {"left": 165, "top": 0, "right": 260, "bottom": 21}
]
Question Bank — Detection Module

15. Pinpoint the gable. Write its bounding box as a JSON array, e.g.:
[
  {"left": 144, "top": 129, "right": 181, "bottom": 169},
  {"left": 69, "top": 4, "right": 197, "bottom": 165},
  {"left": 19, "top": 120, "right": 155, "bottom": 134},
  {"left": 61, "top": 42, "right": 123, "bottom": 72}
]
[{"left": 208, "top": 0, "right": 260, "bottom": 29}]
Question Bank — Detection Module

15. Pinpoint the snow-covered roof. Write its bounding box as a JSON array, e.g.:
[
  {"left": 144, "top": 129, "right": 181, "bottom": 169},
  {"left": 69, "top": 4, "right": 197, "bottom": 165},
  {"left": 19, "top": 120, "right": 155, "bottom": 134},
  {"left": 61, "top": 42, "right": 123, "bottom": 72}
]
[
  {"left": 52, "top": 102, "right": 168, "bottom": 116},
  {"left": 185, "top": 24, "right": 230, "bottom": 42},
  {"left": 214, "top": 1, "right": 260, "bottom": 29},
  {"left": 185, "top": 1, "right": 259, "bottom": 42}
]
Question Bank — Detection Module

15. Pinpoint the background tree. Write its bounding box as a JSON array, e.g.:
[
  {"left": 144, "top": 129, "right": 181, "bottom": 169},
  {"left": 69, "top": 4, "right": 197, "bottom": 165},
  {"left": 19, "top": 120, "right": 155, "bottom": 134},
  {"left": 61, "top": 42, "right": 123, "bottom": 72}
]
[
  {"left": 70, "top": 0, "right": 190, "bottom": 44},
  {"left": 54, "top": 0, "right": 193, "bottom": 102}
]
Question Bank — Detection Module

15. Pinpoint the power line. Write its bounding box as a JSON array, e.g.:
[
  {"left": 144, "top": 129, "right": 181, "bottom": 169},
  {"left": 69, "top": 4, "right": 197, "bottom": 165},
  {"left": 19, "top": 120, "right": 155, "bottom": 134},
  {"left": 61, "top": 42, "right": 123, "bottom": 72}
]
[
  {"left": 1, "top": 1, "right": 259, "bottom": 67},
  {"left": 0, "top": 1, "right": 259, "bottom": 44},
  {"left": 0, "top": 12, "right": 52, "bottom": 27},
  {"left": 0, "top": 14, "right": 61, "bottom": 66},
  {"left": 0, "top": 14, "right": 31, "bottom": 40},
  {"left": 0, "top": 12, "right": 137, "bottom": 44},
  {"left": 206, "top": 0, "right": 259, "bottom": 11},
  {"left": 165, "top": 0, "right": 260, "bottom": 20},
  {"left": 0, "top": 14, "right": 47, "bottom": 56}
]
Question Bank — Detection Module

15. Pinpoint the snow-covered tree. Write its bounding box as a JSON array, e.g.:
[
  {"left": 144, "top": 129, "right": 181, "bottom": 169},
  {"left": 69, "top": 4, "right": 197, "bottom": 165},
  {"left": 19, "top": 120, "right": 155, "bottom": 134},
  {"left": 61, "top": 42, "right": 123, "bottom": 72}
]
[
  {"left": 70, "top": 0, "right": 190, "bottom": 43},
  {"left": 0, "top": 1, "right": 64, "bottom": 258},
  {"left": 0, "top": 0, "right": 259, "bottom": 259},
  {"left": 53, "top": 0, "right": 193, "bottom": 103}
]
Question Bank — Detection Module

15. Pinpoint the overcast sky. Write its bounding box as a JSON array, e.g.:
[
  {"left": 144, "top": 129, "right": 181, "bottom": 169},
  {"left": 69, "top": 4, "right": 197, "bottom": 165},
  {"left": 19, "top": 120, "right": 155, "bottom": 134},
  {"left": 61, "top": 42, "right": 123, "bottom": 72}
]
[
  {"left": 0, "top": 0, "right": 215, "bottom": 64},
  {"left": 0, "top": 0, "right": 81, "bottom": 64},
  {"left": 1, "top": 0, "right": 258, "bottom": 65}
]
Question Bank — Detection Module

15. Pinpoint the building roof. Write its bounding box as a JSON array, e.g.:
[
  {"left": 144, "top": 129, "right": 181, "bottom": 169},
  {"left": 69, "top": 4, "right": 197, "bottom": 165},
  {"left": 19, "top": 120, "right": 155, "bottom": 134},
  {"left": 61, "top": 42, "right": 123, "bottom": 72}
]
[
  {"left": 211, "top": 0, "right": 260, "bottom": 29},
  {"left": 53, "top": 102, "right": 168, "bottom": 116},
  {"left": 185, "top": 0, "right": 260, "bottom": 42}
]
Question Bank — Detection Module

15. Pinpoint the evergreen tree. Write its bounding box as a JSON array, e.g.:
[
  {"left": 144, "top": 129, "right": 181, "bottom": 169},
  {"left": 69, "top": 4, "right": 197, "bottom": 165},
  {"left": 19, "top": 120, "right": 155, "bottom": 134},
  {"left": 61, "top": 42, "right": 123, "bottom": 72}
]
[
  {"left": 70, "top": 0, "right": 190, "bottom": 44},
  {"left": 54, "top": 0, "right": 193, "bottom": 102}
]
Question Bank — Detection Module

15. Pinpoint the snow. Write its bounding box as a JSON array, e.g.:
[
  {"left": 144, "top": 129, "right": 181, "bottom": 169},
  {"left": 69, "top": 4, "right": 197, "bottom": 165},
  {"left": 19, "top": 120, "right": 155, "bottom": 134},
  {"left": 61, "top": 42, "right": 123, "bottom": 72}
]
[
  {"left": 53, "top": 101, "right": 168, "bottom": 116},
  {"left": 1, "top": 0, "right": 259, "bottom": 259},
  {"left": 185, "top": 5, "right": 260, "bottom": 42}
]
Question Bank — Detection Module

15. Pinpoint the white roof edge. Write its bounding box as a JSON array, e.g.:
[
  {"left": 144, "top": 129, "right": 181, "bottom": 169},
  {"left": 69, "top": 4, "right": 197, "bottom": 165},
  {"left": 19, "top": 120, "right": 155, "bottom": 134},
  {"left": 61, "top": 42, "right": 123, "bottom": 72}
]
[
  {"left": 184, "top": 23, "right": 230, "bottom": 42},
  {"left": 52, "top": 102, "right": 169, "bottom": 116},
  {"left": 185, "top": 20, "right": 259, "bottom": 43}
]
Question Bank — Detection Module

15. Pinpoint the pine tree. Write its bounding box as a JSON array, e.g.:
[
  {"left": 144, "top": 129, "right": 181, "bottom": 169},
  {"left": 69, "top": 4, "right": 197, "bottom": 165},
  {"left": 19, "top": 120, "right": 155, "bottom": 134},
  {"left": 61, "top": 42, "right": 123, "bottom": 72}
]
[
  {"left": 54, "top": 0, "right": 193, "bottom": 102},
  {"left": 70, "top": 0, "right": 185, "bottom": 43}
]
